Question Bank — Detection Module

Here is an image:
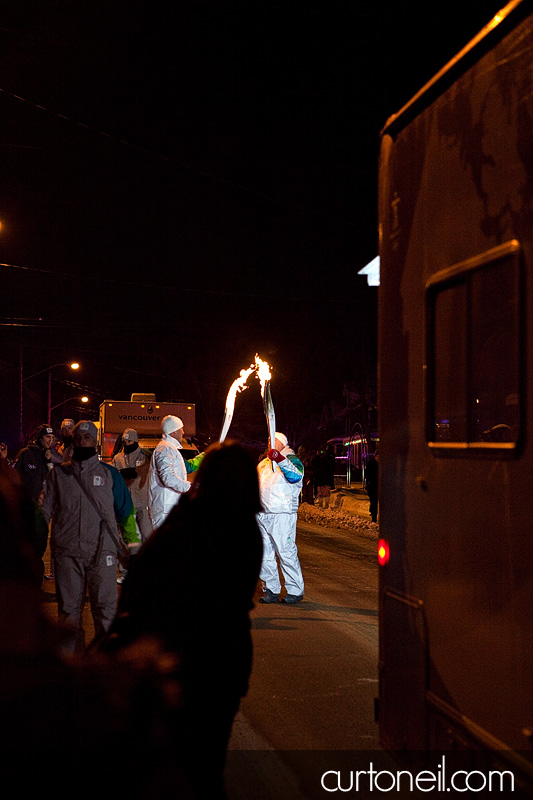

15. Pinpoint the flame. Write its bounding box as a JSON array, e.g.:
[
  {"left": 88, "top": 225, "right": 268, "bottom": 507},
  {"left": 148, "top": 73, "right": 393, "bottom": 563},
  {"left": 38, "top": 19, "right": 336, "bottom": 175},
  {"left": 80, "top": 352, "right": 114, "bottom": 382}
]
[
  {"left": 219, "top": 364, "right": 256, "bottom": 441},
  {"left": 220, "top": 356, "right": 275, "bottom": 443},
  {"left": 254, "top": 354, "right": 272, "bottom": 395},
  {"left": 225, "top": 365, "right": 255, "bottom": 415}
]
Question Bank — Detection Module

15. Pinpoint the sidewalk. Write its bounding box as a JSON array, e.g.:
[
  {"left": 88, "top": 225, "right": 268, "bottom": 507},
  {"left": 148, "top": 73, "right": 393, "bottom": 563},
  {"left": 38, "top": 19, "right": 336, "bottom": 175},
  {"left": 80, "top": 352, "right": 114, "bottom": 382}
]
[{"left": 297, "top": 484, "right": 379, "bottom": 537}]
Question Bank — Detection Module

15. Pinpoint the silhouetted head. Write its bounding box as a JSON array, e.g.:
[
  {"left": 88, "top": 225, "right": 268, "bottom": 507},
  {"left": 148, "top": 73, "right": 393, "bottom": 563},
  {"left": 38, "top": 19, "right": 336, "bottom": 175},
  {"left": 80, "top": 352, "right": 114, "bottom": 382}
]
[
  {"left": 0, "top": 462, "right": 42, "bottom": 584},
  {"left": 191, "top": 440, "right": 262, "bottom": 515}
]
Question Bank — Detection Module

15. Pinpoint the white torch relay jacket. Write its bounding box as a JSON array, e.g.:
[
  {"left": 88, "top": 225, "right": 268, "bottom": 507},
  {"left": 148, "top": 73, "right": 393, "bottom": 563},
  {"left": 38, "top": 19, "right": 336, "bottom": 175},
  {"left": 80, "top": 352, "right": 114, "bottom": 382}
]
[
  {"left": 40, "top": 455, "right": 141, "bottom": 557},
  {"left": 148, "top": 434, "right": 204, "bottom": 529},
  {"left": 257, "top": 446, "right": 304, "bottom": 514}
]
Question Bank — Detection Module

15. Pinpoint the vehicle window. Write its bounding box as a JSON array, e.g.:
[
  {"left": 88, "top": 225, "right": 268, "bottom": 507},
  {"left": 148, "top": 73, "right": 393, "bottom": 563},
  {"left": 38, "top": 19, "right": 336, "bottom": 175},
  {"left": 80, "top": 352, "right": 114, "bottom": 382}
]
[
  {"left": 433, "top": 280, "right": 468, "bottom": 441},
  {"left": 427, "top": 241, "right": 521, "bottom": 451}
]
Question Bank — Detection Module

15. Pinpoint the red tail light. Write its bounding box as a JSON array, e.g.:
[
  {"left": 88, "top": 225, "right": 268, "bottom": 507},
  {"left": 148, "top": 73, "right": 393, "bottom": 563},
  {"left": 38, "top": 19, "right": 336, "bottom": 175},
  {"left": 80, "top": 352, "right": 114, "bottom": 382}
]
[{"left": 378, "top": 539, "right": 390, "bottom": 566}]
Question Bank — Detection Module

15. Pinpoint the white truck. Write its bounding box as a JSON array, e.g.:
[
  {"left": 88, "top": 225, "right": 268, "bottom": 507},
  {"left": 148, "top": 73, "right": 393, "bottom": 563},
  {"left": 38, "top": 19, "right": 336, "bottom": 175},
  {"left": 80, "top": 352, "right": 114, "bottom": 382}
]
[{"left": 98, "top": 393, "right": 197, "bottom": 462}]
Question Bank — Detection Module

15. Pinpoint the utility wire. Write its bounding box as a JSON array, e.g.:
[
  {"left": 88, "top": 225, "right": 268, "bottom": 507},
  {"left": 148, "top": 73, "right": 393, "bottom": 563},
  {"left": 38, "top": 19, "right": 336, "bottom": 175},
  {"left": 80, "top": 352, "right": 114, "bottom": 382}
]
[
  {"left": 0, "top": 85, "right": 365, "bottom": 222},
  {"left": 0, "top": 260, "right": 361, "bottom": 304}
]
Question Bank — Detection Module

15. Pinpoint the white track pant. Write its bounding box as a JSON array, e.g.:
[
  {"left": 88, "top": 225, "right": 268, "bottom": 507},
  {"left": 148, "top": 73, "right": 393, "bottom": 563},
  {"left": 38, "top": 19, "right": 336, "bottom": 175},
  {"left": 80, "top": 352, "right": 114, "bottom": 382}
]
[{"left": 257, "top": 512, "right": 304, "bottom": 596}]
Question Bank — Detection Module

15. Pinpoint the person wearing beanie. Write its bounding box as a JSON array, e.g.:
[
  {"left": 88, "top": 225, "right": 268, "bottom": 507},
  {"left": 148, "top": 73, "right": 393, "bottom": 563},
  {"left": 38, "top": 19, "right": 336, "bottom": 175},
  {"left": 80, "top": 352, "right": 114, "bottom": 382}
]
[
  {"left": 112, "top": 428, "right": 152, "bottom": 584},
  {"left": 14, "top": 425, "right": 55, "bottom": 504},
  {"left": 256, "top": 432, "right": 305, "bottom": 604},
  {"left": 148, "top": 415, "right": 205, "bottom": 531},
  {"left": 57, "top": 418, "right": 75, "bottom": 463},
  {"left": 40, "top": 420, "right": 142, "bottom": 654}
]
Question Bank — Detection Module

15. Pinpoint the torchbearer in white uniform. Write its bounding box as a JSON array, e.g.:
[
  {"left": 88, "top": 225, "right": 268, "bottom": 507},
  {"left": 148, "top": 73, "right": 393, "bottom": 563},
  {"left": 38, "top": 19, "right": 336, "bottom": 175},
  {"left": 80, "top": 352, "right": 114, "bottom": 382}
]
[
  {"left": 148, "top": 415, "right": 204, "bottom": 531},
  {"left": 257, "top": 432, "right": 305, "bottom": 604}
]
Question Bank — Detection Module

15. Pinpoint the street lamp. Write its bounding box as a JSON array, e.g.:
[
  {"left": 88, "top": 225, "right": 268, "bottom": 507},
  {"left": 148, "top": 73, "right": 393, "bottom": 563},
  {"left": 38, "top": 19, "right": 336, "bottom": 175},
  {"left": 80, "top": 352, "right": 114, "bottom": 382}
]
[
  {"left": 19, "top": 360, "right": 81, "bottom": 445},
  {"left": 23, "top": 361, "right": 80, "bottom": 383},
  {"left": 46, "top": 364, "right": 80, "bottom": 423},
  {"left": 50, "top": 396, "right": 89, "bottom": 413}
]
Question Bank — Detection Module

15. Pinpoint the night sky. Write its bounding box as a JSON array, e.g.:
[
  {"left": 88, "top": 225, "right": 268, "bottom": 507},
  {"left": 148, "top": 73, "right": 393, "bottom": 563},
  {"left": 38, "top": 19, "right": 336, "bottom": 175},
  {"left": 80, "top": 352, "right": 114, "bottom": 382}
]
[{"left": 1, "top": 0, "right": 505, "bottom": 450}]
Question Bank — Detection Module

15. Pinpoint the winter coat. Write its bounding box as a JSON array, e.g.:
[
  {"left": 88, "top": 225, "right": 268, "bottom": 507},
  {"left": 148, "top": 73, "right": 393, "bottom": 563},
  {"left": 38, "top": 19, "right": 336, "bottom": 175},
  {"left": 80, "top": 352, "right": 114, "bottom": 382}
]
[
  {"left": 257, "top": 446, "right": 303, "bottom": 514},
  {"left": 148, "top": 435, "right": 204, "bottom": 530},
  {"left": 112, "top": 446, "right": 150, "bottom": 511},
  {"left": 14, "top": 444, "right": 51, "bottom": 503},
  {"left": 40, "top": 455, "right": 140, "bottom": 558}
]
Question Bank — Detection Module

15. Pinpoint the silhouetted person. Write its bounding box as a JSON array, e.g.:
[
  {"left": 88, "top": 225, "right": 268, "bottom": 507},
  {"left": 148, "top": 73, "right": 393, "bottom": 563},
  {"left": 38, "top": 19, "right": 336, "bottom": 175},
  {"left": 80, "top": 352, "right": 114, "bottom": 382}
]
[
  {"left": 100, "top": 440, "right": 263, "bottom": 799},
  {"left": 299, "top": 448, "right": 315, "bottom": 505},
  {"left": 0, "top": 458, "right": 192, "bottom": 799},
  {"left": 0, "top": 459, "right": 46, "bottom": 587},
  {"left": 313, "top": 448, "right": 335, "bottom": 508},
  {"left": 13, "top": 424, "right": 54, "bottom": 583}
]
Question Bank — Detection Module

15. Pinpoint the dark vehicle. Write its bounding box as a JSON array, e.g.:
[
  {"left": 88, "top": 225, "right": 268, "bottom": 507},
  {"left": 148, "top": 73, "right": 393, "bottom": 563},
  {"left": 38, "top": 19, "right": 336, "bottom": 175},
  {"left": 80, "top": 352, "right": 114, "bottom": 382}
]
[{"left": 378, "top": 0, "right": 533, "bottom": 788}]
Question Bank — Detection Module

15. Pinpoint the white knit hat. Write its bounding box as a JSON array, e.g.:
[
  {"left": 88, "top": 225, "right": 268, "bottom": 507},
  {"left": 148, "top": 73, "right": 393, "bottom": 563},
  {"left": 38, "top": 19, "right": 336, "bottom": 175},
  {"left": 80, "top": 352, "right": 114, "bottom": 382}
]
[
  {"left": 73, "top": 420, "right": 98, "bottom": 442},
  {"left": 275, "top": 432, "right": 288, "bottom": 447},
  {"left": 162, "top": 415, "right": 184, "bottom": 434}
]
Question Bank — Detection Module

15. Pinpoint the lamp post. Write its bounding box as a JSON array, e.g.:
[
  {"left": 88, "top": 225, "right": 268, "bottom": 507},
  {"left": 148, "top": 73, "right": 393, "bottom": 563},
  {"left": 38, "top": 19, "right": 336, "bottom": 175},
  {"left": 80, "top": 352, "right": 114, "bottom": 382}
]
[
  {"left": 50, "top": 396, "right": 89, "bottom": 414},
  {"left": 46, "top": 363, "right": 80, "bottom": 423},
  {"left": 19, "top": 359, "right": 81, "bottom": 445}
]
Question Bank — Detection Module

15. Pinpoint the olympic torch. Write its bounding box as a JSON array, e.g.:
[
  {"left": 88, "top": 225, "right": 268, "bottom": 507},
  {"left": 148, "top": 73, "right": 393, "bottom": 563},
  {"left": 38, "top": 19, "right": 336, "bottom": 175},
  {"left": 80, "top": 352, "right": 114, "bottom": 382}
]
[
  {"left": 255, "top": 355, "right": 277, "bottom": 470},
  {"left": 219, "top": 365, "right": 255, "bottom": 442}
]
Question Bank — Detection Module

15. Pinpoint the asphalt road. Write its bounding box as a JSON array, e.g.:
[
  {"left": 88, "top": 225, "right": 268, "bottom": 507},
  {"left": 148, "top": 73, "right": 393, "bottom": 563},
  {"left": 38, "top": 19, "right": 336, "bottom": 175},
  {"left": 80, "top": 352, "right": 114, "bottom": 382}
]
[{"left": 225, "top": 519, "right": 380, "bottom": 800}]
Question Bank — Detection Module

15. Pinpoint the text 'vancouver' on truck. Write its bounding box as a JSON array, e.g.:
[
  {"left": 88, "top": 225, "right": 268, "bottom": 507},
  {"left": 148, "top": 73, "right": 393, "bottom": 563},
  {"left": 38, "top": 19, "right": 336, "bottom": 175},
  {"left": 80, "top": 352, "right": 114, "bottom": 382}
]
[{"left": 98, "top": 393, "right": 197, "bottom": 462}]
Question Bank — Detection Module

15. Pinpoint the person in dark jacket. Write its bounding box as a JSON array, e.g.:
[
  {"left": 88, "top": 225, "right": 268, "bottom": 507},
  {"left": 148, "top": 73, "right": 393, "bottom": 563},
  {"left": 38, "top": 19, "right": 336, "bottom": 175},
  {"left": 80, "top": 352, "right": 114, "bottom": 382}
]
[
  {"left": 14, "top": 424, "right": 55, "bottom": 503},
  {"left": 0, "top": 456, "right": 192, "bottom": 798},
  {"left": 312, "top": 448, "right": 335, "bottom": 508},
  {"left": 101, "top": 440, "right": 263, "bottom": 799},
  {"left": 13, "top": 424, "right": 54, "bottom": 583}
]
